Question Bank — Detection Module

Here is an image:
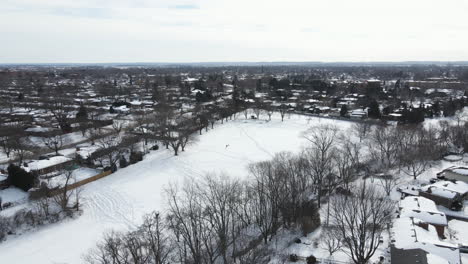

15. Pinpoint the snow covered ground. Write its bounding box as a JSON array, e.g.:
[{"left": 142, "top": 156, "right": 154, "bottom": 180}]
[
  {"left": 0, "top": 113, "right": 353, "bottom": 264},
  {"left": 449, "top": 220, "right": 468, "bottom": 263}
]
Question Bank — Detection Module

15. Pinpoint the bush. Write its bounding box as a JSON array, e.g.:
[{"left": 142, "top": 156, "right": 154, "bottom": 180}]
[
  {"left": 299, "top": 201, "right": 321, "bottom": 235},
  {"left": 111, "top": 164, "right": 118, "bottom": 173},
  {"left": 289, "top": 254, "right": 299, "bottom": 262},
  {"left": 130, "top": 152, "right": 143, "bottom": 164},
  {"left": 306, "top": 255, "right": 317, "bottom": 264},
  {"left": 7, "top": 164, "right": 36, "bottom": 191},
  {"left": 150, "top": 144, "right": 159, "bottom": 151},
  {"left": 119, "top": 157, "right": 128, "bottom": 168}
]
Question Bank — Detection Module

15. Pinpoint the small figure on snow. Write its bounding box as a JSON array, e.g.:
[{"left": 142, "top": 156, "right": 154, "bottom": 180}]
[{"left": 225, "top": 144, "right": 230, "bottom": 149}]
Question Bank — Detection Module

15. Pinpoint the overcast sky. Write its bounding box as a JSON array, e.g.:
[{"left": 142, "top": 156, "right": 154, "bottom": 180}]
[{"left": 1, "top": 0, "right": 468, "bottom": 63}]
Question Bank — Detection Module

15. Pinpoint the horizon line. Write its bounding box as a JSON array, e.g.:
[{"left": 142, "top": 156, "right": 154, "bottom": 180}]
[{"left": 1, "top": 60, "right": 468, "bottom": 67}]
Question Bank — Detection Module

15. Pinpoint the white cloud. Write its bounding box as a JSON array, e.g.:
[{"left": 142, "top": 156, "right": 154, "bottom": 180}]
[{"left": 0, "top": 0, "right": 467, "bottom": 63}]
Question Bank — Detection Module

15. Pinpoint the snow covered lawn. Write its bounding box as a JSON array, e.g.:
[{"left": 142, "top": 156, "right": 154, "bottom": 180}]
[{"left": 0, "top": 113, "right": 353, "bottom": 264}]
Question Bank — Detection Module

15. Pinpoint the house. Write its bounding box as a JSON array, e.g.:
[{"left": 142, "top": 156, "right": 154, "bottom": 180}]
[
  {"left": 419, "top": 180, "right": 468, "bottom": 211},
  {"left": 23, "top": 156, "right": 74, "bottom": 176},
  {"left": 390, "top": 217, "right": 461, "bottom": 264},
  {"left": 437, "top": 166, "right": 468, "bottom": 183},
  {"left": 399, "top": 196, "right": 447, "bottom": 237},
  {"left": 350, "top": 109, "right": 367, "bottom": 119},
  {"left": 386, "top": 113, "right": 402, "bottom": 122}
]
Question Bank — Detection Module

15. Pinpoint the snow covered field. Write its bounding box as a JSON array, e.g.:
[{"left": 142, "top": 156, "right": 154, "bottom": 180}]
[{"left": 0, "top": 113, "right": 353, "bottom": 264}]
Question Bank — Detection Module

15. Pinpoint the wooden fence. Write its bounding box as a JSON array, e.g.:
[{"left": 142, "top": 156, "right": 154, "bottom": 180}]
[{"left": 48, "top": 170, "right": 112, "bottom": 197}]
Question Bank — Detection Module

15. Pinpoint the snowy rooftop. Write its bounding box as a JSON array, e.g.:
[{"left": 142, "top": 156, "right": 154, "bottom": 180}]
[
  {"left": 392, "top": 217, "right": 460, "bottom": 264},
  {"left": 400, "top": 196, "right": 439, "bottom": 212},
  {"left": 25, "top": 126, "right": 53, "bottom": 132},
  {"left": 421, "top": 181, "right": 468, "bottom": 199},
  {"left": 451, "top": 168, "right": 468, "bottom": 175},
  {"left": 130, "top": 100, "right": 142, "bottom": 106},
  {"left": 400, "top": 197, "right": 447, "bottom": 226},
  {"left": 440, "top": 166, "right": 468, "bottom": 176},
  {"left": 76, "top": 145, "right": 100, "bottom": 159},
  {"left": 25, "top": 156, "right": 72, "bottom": 171}
]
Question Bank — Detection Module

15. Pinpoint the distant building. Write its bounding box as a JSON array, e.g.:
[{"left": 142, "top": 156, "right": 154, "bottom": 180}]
[{"left": 350, "top": 109, "right": 367, "bottom": 119}]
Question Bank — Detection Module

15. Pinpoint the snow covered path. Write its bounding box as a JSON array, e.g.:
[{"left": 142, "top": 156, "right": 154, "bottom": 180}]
[{"left": 0, "top": 114, "right": 352, "bottom": 264}]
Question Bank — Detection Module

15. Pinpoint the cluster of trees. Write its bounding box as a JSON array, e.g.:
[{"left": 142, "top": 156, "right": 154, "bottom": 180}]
[
  {"left": 84, "top": 134, "right": 354, "bottom": 263},
  {"left": 326, "top": 183, "right": 394, "bottom": 264},
  {"left": 83, "top": 171, "right": 284, "bottom": 264},
  {"left": 0, "top": 125, "right": 35, "bottom": 164},
  {"left": 136, "top": 97, "right": 242, "bottom": 156},
  {"left": 83, "top": 124, "right": 377, "bottom": 264},
  {"left": 364, "top": 123, "right": 447, "bottom": 179}
]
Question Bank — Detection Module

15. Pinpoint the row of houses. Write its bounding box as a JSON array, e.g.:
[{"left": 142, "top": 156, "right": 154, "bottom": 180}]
[{"left": 391, "top": 179, "right": 468, "bottom": 264}]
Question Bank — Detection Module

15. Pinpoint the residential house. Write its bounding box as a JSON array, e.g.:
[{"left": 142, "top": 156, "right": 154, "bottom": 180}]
[
  {"left": 390, "top": 217, "right": 461, "bottom": 264},
  {"left": 399, "top": 196, "right": 448, "bottom": 238},
  {"left": 437, "top": 167, "right": 468, "bottom": 183},
  {"left": 419, "top": 181, "right": 468, "bottom": 211}
]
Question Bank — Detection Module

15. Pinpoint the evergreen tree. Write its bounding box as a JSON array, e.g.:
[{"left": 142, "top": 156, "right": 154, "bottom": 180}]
[
  {"left": 119, "top": 156, "right": 128, "bottom": 168},
  {"left": 340, "top": 105, "right": 348, "bottom": 117},
  {"left": 76, "top": 104, "right": 88, "bottom": 121},
  {"left": 432, "top": 101, "right": 441, "bottom": 116},
  {"left": 367, "top": 100, "right": 381, "bottom": 119},
  {"left": 7, "top": 164, "right": 35, "bottom": 191}
]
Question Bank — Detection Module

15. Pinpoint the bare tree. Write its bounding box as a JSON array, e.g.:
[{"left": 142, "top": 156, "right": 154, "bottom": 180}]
[
  {"left": 85, "top": 126, "right": 106, "bottom": 146},
  {"left": 47, "top": 100, "right": 72, "bottom": 133},
  {"left": 329, "top": 183, "right": 394, "bottom": 264},
  {"left": 165, "top": 113, "right": 197, "bottom": 156},
  {"left": 378, "top": 175, "right": 401, "bottom": 196},
  {"left": 333, "top": 150, "right": 356, "bottom": 190},
  {"left": 199, "top": 174, "right": 243, "bottom": 264},
  {"left": 368, "top": 125, "right": 398, "bottom": 170},
  {"left": 0, "top": 125, "right": 24, "bottom": 159},
  {"left": 321, "top": 227, "right": 342, "bottom": 257},
  {"left": 166, "top": 181, "right": 218, "bottom": 264},
  {"left": 352, "top": 122, "right": 371, "bottom": 142},
  {"left": 243, "top": 108, "right": 251, "bottom": 120},
  {"left": 303, "top": 124, "right": 338, "bottom": 207},
  {"left": 42, "top": 135, "right": 63, "bottom": 155},
  {"left": 252, "top": 98, "right": 264, "bottom": 119},
  {"left": 398, "top": 126, "right": 433, "bottom": 180},
  {"left": 53, "top": 170, "right": 80, "bottom": 211},
  {"left": 94, "top": 134, "right": 123, "bottom": 169},
  {"left": 111, "top": 120, "right": 125, "bottom": 134},
  {"left": 84, "top": 212, "right": 172, "bottom": 264},
  {"left": 248, "top": 161, "right": 281, "bottom": 244},
  {"left": 11, "top": 136, "right": 35, "bottom": 165},
  {"left": 139, "top": 212, "right": 173, "bottom": 264},
  {"left": 278, "top": 104, "right": 288, "bottom": 122}
]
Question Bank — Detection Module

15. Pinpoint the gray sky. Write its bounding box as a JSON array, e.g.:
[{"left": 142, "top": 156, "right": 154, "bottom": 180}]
[{"left": 1, "top": 0, "right": 468, "bottom": 63}]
